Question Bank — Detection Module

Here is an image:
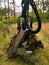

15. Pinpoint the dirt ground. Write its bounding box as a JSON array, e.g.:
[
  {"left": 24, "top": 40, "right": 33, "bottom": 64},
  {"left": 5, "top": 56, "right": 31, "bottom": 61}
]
[{"left": 42, "top": 22, "right": 49, "bottom": 34}]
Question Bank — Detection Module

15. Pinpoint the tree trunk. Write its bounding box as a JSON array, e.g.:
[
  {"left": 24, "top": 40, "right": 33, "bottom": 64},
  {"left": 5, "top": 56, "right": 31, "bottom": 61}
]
[
  {"left": 13, "top": 0, "right": 15, "bottom": 20},
  {"left": 8, "top": 0, "right": 9, "bottom": 18}
]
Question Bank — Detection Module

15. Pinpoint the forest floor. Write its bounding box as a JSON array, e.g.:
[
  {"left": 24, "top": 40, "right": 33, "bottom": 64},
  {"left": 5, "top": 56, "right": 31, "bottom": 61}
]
[{"left": 0, "top": 22, "right": 49, "bottom": 65}]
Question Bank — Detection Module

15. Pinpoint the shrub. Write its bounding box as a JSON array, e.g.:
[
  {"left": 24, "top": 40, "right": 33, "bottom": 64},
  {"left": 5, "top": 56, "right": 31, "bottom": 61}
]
[{"left": 0, "top": 17, "right": 18, "bottom": 24}]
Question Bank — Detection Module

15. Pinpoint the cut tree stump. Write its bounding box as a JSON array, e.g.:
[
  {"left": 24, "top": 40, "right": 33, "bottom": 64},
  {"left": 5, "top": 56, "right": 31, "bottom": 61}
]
[{"left": 8, "top": 29, "right": 28, "bottom": 58}]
